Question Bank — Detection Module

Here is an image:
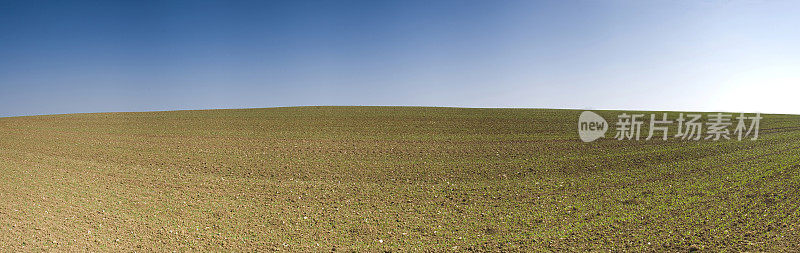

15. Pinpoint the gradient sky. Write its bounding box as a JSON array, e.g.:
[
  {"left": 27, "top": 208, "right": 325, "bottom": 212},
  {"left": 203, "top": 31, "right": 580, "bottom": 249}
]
[{"left": 1, "top": 0, "right": 799, "bottom": 116}]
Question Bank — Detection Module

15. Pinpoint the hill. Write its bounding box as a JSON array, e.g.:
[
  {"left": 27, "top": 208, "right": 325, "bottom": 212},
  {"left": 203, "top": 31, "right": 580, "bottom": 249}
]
[{"left": 0, "top": 106, "right": 798, "bottom": 251}]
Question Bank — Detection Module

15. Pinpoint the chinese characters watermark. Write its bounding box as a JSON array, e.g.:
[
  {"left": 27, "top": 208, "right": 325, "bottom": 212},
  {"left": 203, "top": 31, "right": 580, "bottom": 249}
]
[{"left": 578, "top": 111, "right": 761, "bottom": 143}]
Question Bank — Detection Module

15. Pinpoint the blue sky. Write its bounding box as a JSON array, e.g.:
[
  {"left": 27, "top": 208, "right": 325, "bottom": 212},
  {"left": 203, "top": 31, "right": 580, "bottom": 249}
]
[{"left": 1, "top": 0, "right": 799, "bottom": 116}]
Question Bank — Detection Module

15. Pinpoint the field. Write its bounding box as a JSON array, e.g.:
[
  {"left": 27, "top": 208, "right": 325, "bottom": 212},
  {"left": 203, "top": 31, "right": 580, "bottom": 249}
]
[{"left": 0, "top": 106, "right": 798, "bottom": 251}]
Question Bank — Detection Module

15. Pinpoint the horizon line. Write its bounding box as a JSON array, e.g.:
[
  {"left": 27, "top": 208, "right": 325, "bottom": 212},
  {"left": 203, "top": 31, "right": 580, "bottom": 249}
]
[{"left": 1, "top": 105, "right": 794, "bottom": 119}]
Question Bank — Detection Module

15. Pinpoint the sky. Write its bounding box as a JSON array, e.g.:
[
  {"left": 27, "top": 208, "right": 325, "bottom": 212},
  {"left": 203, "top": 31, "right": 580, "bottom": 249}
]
[{"left": 1, "top": 0, "right": 799, "bottom": 116}]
